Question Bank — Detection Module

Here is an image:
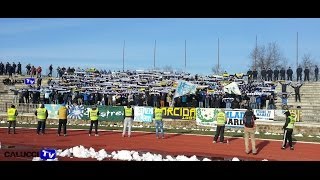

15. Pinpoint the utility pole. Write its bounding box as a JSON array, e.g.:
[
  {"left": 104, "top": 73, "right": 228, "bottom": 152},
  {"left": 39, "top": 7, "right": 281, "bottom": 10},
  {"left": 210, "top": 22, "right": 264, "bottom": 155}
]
[
  {"left": 122, "top": 40, "right": 125, "bottom": 72},
  {"left": 154, "top": 40, "right": 156, "bottom": 70},
  {"left": 218, "top": 38, "right": 220, "bottom": 73},
  {"left": 255, "top": 35, "right": 257, "bottom": 69},
  {"left": 184, "top": 40, "right": 187, "bottom": 73},
  {"left": 296, "top": 32, "right": 299, "bottom": 68}
]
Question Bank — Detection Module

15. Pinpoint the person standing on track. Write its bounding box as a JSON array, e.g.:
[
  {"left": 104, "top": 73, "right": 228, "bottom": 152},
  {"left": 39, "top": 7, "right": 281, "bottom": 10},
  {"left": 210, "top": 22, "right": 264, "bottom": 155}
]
[
  {"left": 282, "top": 111, "right": 295, "bottom": 150},
  {"left": 35, "top": 104, "right": 48, "bottom": 135},
  {"left": 7, "top": 104, "right": 18, "bottom": 134},
  {"left": 213, "top": 110, "right": 227, "bottom": 143},
  {"left": 57, "top": 103, "right": 69, "bottom": 136},
  {"left": 154, "top": 104, "right": 164, "bottom": 139},
  {"left": 243, "top": 107, "right": 257, "bottom": 155},
  {"left": 123, "top": 104, "right": 134, "bottom": 137},
  {"left": 88, "top": 105, "right": 100, "bottom": 136}
]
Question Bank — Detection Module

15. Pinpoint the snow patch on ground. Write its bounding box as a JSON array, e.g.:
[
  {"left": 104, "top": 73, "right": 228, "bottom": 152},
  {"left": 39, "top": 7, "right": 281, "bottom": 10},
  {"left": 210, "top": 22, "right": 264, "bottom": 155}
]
[
  {"left": 232, "top": 157, "right": 240, "bottom": 161},
  {"left": 294, "top": 134, "right": 303, "bottom": 137},
  {"left": 264, "top": 132, "right": 271, "bottom": 135},
  {"left": 50, "top": 145, "right": 242, "bottom": 161}
]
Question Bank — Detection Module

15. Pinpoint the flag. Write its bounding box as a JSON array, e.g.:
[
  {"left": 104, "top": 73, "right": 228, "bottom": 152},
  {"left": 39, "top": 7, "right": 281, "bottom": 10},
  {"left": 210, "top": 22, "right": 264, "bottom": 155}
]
[
  {"left": 174, "top": 80, "right": 197, "bottom": 98},
  {"left": 223, "top": 82, "right": 241, "bottom": 95}
]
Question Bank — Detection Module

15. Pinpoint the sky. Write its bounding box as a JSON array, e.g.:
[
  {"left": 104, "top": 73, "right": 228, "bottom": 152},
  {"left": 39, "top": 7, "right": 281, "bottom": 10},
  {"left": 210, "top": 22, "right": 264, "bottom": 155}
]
[{"left": 0, "top": 18, "right": 320, "bottom": 76}]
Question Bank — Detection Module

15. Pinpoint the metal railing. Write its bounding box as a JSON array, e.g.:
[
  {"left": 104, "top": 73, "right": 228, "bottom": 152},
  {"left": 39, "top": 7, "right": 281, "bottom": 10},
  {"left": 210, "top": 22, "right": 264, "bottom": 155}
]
[{"left": 0, "top": 103, "right": 39, "bottom": 113}]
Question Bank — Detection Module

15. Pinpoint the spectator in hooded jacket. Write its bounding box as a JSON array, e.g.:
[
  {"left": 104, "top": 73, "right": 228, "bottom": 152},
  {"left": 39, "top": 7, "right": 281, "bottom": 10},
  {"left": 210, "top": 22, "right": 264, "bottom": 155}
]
[{"left": 243, "top": 107, "right": 257, "bottom": 155}]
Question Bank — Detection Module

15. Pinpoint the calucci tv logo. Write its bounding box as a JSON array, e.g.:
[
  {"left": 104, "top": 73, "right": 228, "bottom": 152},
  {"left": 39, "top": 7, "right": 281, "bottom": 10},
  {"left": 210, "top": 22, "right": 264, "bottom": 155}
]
[{"left": 40, "top": 149, "right": 56, "bottom": 160}]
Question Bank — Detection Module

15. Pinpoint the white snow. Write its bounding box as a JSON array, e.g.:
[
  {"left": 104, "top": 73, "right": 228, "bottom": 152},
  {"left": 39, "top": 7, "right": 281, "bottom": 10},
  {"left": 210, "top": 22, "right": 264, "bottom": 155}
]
[
  {"left": 53, "top": 145, "right": 249, "bottom": 161},
  {"left": 308, "top": 135, "right": 314, "bottom": 138},
  {"left": 264, "top": 132, "right": 271, "bottom": 135},
  {"left": 294, "top": 134, "right": 303, "bottom": 137},
  {"left": 255, "top": 131, "right": 260, "bottom": 135},
  {"left": 132, "top": 152, "right": 142, "bottom": 161},
  {"left": 237, "top": 130, "right": 242, "bottom": 133},
  {"left": 316, "top": 136, "right": 320, "bottom": 138},
  {"left": 116, "top": 150, "right": 133, "bottom": 161},
  {"left": 59, "top": 149, "right": 71, "bottom": 157},
  {"left": 165, "top": 155, "right": 174, "bottom": 161},
  {"left": 202, "top": 158, "right": 212, "bottom": 161},
  {"left": 32, "top": 157, "right": 42, "bottom": 161},
  {"left": 232, "top": 157, "right": 240, "bottom": 161}
]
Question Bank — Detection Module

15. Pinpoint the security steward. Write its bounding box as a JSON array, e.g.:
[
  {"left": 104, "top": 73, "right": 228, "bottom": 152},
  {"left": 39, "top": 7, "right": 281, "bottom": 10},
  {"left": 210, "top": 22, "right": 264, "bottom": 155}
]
[
  {"left": 57, "top": 103, "right": 69, "bottom": 136},
  {"left": 154, "top": 105, "right": 164, "bottom": 139},
  {"left": 88, "top": 105, "right": 100, "bottom": 136},
  {"left": 123, "top": 105, "right": 134, "bottom": 137},
  {"left": 213, "top": 110, "right": 227, "bottom": 143},
  {"left": 7, "top": 104, "right": 18, "bottom": 134},
  {"left": 35, "top": 104, "right": 48, "bottom": 135},
  {"left": 282, "top": 111, "right": 295, "bottom": 150}
]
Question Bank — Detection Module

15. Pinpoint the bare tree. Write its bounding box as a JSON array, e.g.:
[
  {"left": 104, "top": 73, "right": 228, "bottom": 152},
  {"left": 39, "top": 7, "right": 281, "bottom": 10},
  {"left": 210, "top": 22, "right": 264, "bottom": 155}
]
[
  {"left": 249, "top": 42, "right": 287, "bottom": 72},
  {"left": 211, "top": 64, "right": 225, "bottom": 75},
  {"left": 163, "top": 65, "right": 173, "bottom": 73},
  {"left": 301, "top": 53, "right": 316, "bottom": 78},
  {"left": 301, "top": 53, "right": 315, "bottom": 68}
]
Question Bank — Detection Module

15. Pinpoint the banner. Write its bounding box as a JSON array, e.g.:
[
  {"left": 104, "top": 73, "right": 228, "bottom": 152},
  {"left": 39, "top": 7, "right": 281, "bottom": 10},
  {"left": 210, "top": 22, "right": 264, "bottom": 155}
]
[
  {"left": 225, "top": 110, "right": 246, "bottom": 127},
  {"left": 80, "top": 105, "right": 124, "bottom": 121},
  {"left": 67, "top": 104, "right": 86, "bottom": 120},
  {"left": 196, "top": 108, "right": 221, "bottom": 126},
  {"left": 161, "top": 107, "right": 196, "bottom": 120},
  {"left": 45, "top": 104, "right": 61, "bottom": 119},
  {"left": 274, "top": 109, "right": 302, "bottom": 122},
  {"left": 44, "top": 104, "right": 124, "bottom": 121},
  {"left": 253, "top": 109, "right": 274, "bottom": 120},
  {"left": 103, "top": 106, "right": 124, "bottom": 121},
  {"left": 174, "top": 80, "right": 197, "bottom": 98},
  {"left": 134, "top": 106, "right": 153, "bottom": 123}
]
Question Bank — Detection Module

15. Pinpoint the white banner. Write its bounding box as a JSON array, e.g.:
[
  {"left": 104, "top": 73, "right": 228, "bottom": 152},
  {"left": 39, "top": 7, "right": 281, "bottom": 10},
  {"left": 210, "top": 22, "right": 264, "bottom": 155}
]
[
  {"left": 196, "top": 108, "right": 221, "bottom": 127},
  {"left": 134, "top": 106, "right": 154, "bottom": 123},
  {"left": 196, "top": 109, "right": 247, "bottom": 128},
  {"left": 253, "top": 109, "right": 274, "bottom": 120},
  {"left": 225, "top": 110, "right": 246, "bottom": 127}
]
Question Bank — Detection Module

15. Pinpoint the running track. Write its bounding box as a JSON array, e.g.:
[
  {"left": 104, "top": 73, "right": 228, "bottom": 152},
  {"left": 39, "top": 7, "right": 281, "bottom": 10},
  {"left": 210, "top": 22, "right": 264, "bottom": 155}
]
[{"left": 1, "top": 128, "right": 320, "bottom": 161}]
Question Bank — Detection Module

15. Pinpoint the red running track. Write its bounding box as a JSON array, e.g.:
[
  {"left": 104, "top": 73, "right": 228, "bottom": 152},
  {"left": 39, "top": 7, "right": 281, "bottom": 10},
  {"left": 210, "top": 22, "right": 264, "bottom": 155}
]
[{"left": 1, "top": 128, "right": 320, "bottom": 161}]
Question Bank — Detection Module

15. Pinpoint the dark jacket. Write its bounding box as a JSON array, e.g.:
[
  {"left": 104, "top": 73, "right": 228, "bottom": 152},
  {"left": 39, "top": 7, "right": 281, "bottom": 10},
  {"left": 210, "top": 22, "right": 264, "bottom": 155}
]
[
  {"left": 290, "top": 84, "right": 303, "bottom": 94},
  {"left": 243, "top": 109, "right": 256, "bottom": 128}
]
